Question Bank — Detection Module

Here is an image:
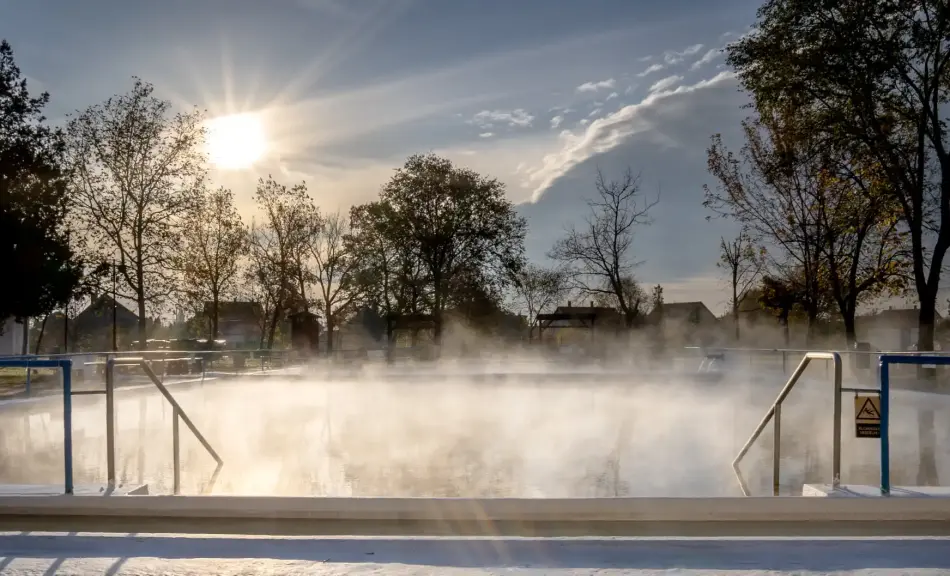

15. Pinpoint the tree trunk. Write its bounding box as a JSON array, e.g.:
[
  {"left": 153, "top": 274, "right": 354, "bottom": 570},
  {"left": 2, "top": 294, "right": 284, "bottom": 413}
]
[
  {"left": 34, "top": 315, "right": 49, "bottom": 354},
  {"left": 210, "top": 296, "right": 219, "bottom": 341},
  {"left": 841, "top": 304, "right": 857, "bottom": 348},
  {"left": 136, "top": 262, "right": 147, "bottom": 350},
  {"left": 266, "top": 301, "right": 281, "bottom": 349},
  {"left": 732, "top": 274, "right": 740, "bottom": 341},
  {"left": 325, "top": 303, "right": 334, "bottom": 353},
  {"left": 20, "top": 319, "right": 28, "bottom": 355},
  {"left": 781, "top": 312, "right": 790, "bottom": 347},
  {"left": 433, "top": 284, "right": 444, "bottom": 345},
  {"left": 915, "top": 295, "right": 939, "bottom": 485}
]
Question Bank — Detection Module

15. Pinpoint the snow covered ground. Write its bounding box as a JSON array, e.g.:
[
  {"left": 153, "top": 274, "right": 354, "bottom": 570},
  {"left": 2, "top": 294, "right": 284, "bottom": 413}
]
[{"left": 1, "top": 533, "right": 949, "bottom": 575}]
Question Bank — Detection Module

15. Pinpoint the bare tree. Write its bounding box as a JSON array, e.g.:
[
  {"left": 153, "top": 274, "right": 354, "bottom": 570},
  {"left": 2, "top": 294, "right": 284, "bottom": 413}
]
[
  {"left": 549, "top": 168, "right": 658, "bottom": 328},
  {"left": 309, "top": 210, "right": 361, "bottom": 352},
  {"left": 705, "top": 112, "right": 828, "bottom": 340},
  {"left": 509, "top": 264, "right": 570, "bottom": 337},
  {"left": 66, "top": 78, "right": 206, "bottom": 346},
  {"left": 718, "top": 229, "right": 764, "bottom": 340},
  {"left": 248, "top": 176, "right": 313, "bottom": 348},
  {"left": 176, "top": 187, "right": 248, "bottom": 341}
]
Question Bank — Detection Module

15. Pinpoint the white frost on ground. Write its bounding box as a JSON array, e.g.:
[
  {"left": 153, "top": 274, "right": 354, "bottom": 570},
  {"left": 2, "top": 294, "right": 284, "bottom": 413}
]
[{"left": 1, "top": 533, "right": 949, "bottom": 575}]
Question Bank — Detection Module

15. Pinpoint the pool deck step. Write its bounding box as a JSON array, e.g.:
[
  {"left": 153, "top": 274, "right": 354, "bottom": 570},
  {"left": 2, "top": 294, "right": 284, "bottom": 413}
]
[
  {"left": 803, "top": 483, "right": 950, "bottom": 497},
  {"left": 0, "top": 483, "right": 148, "bottom": 496}
]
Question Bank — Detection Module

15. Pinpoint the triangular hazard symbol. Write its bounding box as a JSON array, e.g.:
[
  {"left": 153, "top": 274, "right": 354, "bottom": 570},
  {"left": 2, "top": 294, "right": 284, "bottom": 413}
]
[{"left": 857, "top": 397, "right": 881, "bottom": 420}]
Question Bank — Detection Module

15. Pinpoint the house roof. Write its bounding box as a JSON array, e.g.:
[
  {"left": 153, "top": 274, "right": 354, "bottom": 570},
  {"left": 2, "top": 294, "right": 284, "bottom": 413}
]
[
  {"left": 204, "top": 301, "right": 263, "bottom": 321},
  {"left": 76, "top": 295, "right": 137, "bottom": 320},
  {"left": 645, "top": 301, "right": 717, "bottom": 324},
  {"left": 538, "top": 305, "right": 623, "bottom": 328}
]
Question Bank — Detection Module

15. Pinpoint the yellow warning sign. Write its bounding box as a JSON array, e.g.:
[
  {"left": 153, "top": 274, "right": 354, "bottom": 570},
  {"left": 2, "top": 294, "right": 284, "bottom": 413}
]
[{"left": 854, "top": 395, "right": 881, "bottom": 439}]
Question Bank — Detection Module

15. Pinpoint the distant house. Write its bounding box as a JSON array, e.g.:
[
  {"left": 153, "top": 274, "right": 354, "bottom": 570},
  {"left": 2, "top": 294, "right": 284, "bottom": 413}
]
[
  {"left": 204, "top": 301, "right": 263, "bottom": 349},
  {"left": 856, "top": 307, "right": 943, "bottom": 352},
  {"left": 334, "top": 307, "right": 387, "bottom": 351},
  {"left": 0, "top": 317, "right": 27, "bottom": 356},
  {"left": 644, "top": 301, "right": 720, "bottom": 345},
  {"left": 72, "top": 295, "right": 139, "bottom": 351},
  {"left": 535, "top": 301, "right": 625, "bottom": 345}
]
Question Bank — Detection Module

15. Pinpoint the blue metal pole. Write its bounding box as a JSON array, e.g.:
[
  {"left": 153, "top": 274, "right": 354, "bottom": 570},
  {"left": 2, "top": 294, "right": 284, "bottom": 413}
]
[
  {"left": 61, "top": 359, "right": 74, "bottom": 495},
  {"left": 879, "top": 357, "right": 890, "bottom": 496}
]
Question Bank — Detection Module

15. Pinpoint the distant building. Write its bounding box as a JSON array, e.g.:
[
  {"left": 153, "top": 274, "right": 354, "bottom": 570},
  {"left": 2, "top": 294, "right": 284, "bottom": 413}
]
[
  {"left": 0, "top": 317, "right": 27, "bottom": 356},
  {"left": 203, "top": 301, "right": 263, "bottom": 349},
  {"left": 535, "top": 301, "right": 625, "bottom": 346},
  {"left": 644, "top": 301, "right": 720, "bottom": 346},
  {"left": 856, "top": 307, "right": 943, "bottom": 352},
  {"left": 335, "top": 307, "right": 387, "bottom": 351},
  {"left": 72, "top": 295, "right": 139, "bottom": 351}
]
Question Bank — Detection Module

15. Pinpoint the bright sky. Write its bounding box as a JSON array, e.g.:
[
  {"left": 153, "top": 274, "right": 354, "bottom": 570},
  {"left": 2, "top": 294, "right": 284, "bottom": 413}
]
[{"left": 5, "top": 0, "right": 772, "bottom": 312}]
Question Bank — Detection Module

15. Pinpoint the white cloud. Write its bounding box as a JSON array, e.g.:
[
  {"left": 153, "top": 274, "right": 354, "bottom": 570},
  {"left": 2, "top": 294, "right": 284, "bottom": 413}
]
[
  {"left": 588, "top": 108, "right": 602, "bottom": 117},
  {"left": 523, "top": 70, "right": 737, "bottom": 201},
  {"left": 479, "top": 132, "right": 494, "bottom": 138},
  {"left": 550, "top": 115, "right": 564, "bottom": 129},
  {"left": 470, "top": 108, "right": 534, "bottom": 129},
  {"left": 578, "top": 118, "right": 590, "bottom": 126},
  {"left": 690, "top": 48, "right": 722, "bottom": 70},
  {"left": 663, "top": 43, "right": 704, "bottom": 65},
  {"left": 638, "top": 55, "right": 654, "bottom": 62},
  {"left": 605, "top": 92, "right": 619, "bottom": 101},
  {"left": 624, "top": 85, "right": 636, "bottom": 95},
  {"left": 649, "top": 75, "right": 684, "bottom": 93},
  {"left": 576, "top": 78, "right": 616, "bottom": 92},
  {"left": 636, "top": 63, "right": 665, "bottom": 77}
]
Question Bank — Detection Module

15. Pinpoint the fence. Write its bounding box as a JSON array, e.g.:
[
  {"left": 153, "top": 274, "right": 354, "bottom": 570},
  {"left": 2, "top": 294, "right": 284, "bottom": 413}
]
[{"left": 0, "top": 348, "right": 295, "bottom": 399}]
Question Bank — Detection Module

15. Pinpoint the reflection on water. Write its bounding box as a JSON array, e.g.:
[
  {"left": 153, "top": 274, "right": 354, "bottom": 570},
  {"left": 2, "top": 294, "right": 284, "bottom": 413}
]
[{"left": 1, "top": 369, "right": 947, "bottom": 496}]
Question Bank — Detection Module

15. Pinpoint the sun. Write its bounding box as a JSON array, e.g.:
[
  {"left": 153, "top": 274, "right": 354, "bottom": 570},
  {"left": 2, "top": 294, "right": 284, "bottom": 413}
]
[{"left": 206, "top": 113, "right": 267, "bottom": 170}]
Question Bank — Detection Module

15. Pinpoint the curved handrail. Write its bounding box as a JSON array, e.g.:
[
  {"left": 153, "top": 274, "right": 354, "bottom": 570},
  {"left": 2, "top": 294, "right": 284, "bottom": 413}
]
[{"left": 732, "top": 352, "right": 842, "bottom": 496}]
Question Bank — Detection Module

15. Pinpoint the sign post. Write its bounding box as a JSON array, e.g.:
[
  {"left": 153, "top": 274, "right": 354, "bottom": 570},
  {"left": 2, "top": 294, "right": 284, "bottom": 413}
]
[{"left": 854, "top": 395, "right": 881, "bottom": 439}]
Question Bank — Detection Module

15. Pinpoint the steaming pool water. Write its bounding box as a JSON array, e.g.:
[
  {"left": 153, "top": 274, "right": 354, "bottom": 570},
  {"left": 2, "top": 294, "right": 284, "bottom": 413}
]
[{"left": 1, "top": 363, "right": 949, "bottom": 497}]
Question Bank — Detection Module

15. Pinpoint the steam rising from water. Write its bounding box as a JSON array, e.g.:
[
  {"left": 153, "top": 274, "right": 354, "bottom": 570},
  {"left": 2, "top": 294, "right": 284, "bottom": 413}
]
[{"left": 1, "top": 359, "right": 948, "bottom": 496}]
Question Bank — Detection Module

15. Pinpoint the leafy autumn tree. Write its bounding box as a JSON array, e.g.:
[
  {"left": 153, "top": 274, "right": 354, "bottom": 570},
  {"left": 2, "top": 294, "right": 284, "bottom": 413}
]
[
  {"left": 176, "top": 187, "right": 248, "bottom": 340},
  {"left": 816, "top": 154, "right": 910, "bottom": 344},
  {"left": 588, "top": 276, "right": 648, "bottom": 319},
  {"left": 0, "top": 40, "right": 86, "bottom": 342},
  {"left": 509, "top": 264, "right": 570, "bottom": 337},
  {"left": 247, "top": 176, "right": 313, "bottom": 348},
  {"left": 308, "top": 210, "right": 361, "bottom": 352},
  {"left": 66, "top": 78, "right": 206, "bottom": 347},
  {"left": 348, "top": 201, "right": 430, "bottom": 317},
  {"left": 757, "top": 273, "right": 802, "bottom": 346},
  {"left": 705, "top": 110, "right": 828, "bottom": 340},
  {"left": 727, "top": 0, "right": 949, "bottom": 355},
  {"left": 373, "top": 154, "right": 527, "bottom": 340},
  {"left": 718, "top": 230, "right": 765, "bottom": 340},
  {"left": 706, "top": 108, "right": 906, "bottom": 344},
  {"left": 549, "top": 168, "right": 658, "bottom": 328}
]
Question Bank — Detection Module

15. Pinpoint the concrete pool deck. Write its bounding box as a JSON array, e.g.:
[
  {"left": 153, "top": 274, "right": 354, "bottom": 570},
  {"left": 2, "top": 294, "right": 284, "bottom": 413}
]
[
  {"left": 1, "top": 533, "right": 949, "bottom": 575},
  {"left": 2, "top": 495, "right": 950, "bottom": 537}
]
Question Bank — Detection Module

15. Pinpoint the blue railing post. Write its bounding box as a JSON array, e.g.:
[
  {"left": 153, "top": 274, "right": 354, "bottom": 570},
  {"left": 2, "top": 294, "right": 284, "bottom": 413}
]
[
  {"left": 61, "top": 359, "right": 74, "bottom": 495},
  {"left": 879, "top": 357, "right": 891, "bottom": 496}
]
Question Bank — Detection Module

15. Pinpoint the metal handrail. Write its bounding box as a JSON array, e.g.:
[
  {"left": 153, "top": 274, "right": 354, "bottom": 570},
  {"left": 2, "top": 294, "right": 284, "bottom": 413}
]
[
  {"left": 732, "top": 352, "right": 842, "bottom": 496},
  {"left": 107, "top": 358, "right": 223, "bottom": 495}
]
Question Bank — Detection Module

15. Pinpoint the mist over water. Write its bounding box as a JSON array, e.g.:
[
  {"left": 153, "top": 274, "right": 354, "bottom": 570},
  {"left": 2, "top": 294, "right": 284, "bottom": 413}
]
[{"left": 1, "top": 357, "right": 948, "bottom": 496}]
